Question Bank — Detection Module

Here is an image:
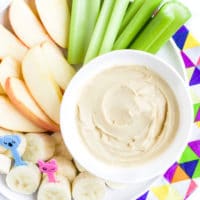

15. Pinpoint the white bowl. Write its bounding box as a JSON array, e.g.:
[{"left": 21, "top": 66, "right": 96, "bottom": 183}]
[{"left": 60, "top": 50, "right": 193, "bottom": 183}]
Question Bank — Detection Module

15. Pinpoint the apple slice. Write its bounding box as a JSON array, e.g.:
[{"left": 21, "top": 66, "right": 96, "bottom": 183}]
[
  {"left": 41, "top": 42, "right": 75, "bottom": 90},
  {"left": 22, "top": 45, "right": 62, "bottom": 124},
  {"left": 0, "top": 95, "right": 44, "bottom": 132},
  {"left": 0, "top": 25, "right": 27, "bottom": 61},
  {"left": 25, "top": 0, "right": 39, "bottom": 17},
  {"left": 9, "top": 0, "right": 51, "bottom": 47},
  {"left": 0, "top": 57, "right": 21, "bottom": 90},
  {"left": 0, "top": 84, "right": 4, "bottom": 94},
  {"left": 5, "top": 77, "right": 60, "bottom": 132},
  {"left": 35, "top": 0, "right": 70, "bottom": 48}
]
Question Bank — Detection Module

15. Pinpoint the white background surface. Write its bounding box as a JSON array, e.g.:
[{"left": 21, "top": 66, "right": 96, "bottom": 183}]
[{"left": 0, "top": 0, "right": 200, "bottom": 199}]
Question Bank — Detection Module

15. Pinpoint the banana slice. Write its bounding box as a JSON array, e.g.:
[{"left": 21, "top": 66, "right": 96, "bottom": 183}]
[
  {"left": 0, "top": 154, "right": 12, "bottom": 174},
  {"left": 22, "top": 133, "right": 55, "bottom": 163},
  {"left": 52, "top": 156, "right": 77, "bottom": 182},
  {"left": 74, "top": 160, "right": 86, "bottom": 173},
  {"left": 105, "top": 180, "right": 128, "bottom": 190},
  {"left": 37, "top": 175, "right": 71, "bottom": 200},
  {"left": 72, "top": 172, "right": 106, "bottom": 200},
  {"left": 0, "top": 128, "right": 27, "bottom": 156},
  {"left": 51, "top": 132, "right": 72, "bottom": 160},
  {"left": 51, "top": 132, "right": 62, "bottom": 144},
  {"left": 6, "top": 163, "right": 41, "bottom": 194},
  {"left": 5, "top": 132, "right": 27, "bottom": 158}
]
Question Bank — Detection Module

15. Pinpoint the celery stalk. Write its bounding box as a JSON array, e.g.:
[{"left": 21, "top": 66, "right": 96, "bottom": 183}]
[
  {"left": 68, "top": 0, "right": 101, "bottom": 64},
  {"left": 84, "top": 0, "right": 115, "bottom": 63},
  {"left": 113, "top": 0, "right": 163, "bottom": 50},
  {"left": 98, "top": 0, "right": 130, "bottom": 55},
  {"left": 147, "top": 2, "right": 191, "bottom": 54},
  {"left": 130, "top": 3, "right": 175, "bottom": 51},
  {"left": 119, "top": 0, "right": 145, "bottom": 34}
]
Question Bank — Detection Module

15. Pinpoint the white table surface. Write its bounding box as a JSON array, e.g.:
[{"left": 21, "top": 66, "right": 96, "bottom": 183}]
[{"left": 0, "top": 0, "right": 200, "bottom": 199}]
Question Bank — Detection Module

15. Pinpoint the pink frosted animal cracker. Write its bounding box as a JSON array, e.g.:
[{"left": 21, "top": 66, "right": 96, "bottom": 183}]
[{"left": 37, "top": 159, "right": 58, "bottom": 183}]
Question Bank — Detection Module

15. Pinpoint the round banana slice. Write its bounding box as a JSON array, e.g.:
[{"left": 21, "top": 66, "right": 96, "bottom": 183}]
[
  {"left": 51, "top": 132, "right": 72, "bottom": 160},
  {"left": 74, "top": 160, "right": 86, "bottom": 172},
  {"left": 22, "top": 133, "right": 55, "bottom": 163},
  {"left": 72, "top": 172, "right": 106, "bottom": 200},
  {"left": 6, "top": 163, "right": 41, "bottom": 194},
  {"left": 51, "top": 132, "right": 62, "bottom": 144},
  {"left": 52, "top": 155, "right": 77, "bottom": 182},
  {"left": 0, "top": 154, "right": 12, "bottom": 174},
  {"left": 37, "top": 175, "right": 71, "bottom": 200}
]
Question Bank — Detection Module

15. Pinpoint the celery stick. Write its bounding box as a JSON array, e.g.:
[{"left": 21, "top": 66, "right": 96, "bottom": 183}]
[
  {"left": 119, "top": 0, "right": 145, "bottom": 34},
  {"left": 147, "top": 2, "right": 191, "bottom": 54},
  {"left": 113, "top": 0, "right": 163, "bottom": 50},
  {"left": 84, "top": 0, "right": 115, "bottom": 63},
  {"left": 68, "top": 0, "right": 101, "bottom": 64},
  {"left": 98, "top": 0, "right": 130, "bottom": 55},
  {"left": 130, "top": 4, "right": 175, "bottom": 51}
]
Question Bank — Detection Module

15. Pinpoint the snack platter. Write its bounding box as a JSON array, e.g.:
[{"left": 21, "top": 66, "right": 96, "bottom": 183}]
[
  {"left": 0, "top": 0, "right": 190, "bottom": 200},
  {"left": 0, "top": 35, "right": 186, "bottom": 200}
]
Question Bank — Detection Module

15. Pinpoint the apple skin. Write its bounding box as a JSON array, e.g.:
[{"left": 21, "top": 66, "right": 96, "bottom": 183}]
[
  {"left": 35, "top": 0, "right": 70, "bottom": 48},
  {"left": 9, "top": 0, "right": 51, "bottom": 47},
  {"left": 5, "top": 77, "right": 60, "bottom": 132},
  {"left": 0, "top": 95, "right": 44, "bottom": 132},
  {"left": 0, "top": 24, "right": 27, "bottom": 61}
]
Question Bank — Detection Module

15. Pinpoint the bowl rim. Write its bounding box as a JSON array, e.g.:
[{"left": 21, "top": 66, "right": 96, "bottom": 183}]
[{"left": 60, "top": 49, "right": 193, "bottom": 183}]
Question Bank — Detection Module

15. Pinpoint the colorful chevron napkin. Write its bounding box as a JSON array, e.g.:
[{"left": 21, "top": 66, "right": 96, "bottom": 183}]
[{"left": 136, "top": 26, "right": 200, "bottom": 200}]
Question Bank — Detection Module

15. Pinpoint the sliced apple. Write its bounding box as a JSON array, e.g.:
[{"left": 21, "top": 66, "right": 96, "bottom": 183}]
[
  {"left": 0, "top": 57, "right": 21, "bottom": 90},
  {"left": 41, "top": 42, "right": 75, "bottom": 90},
  {"left": 0, "top": 84, "right": 4, "bottom": 94},
  {"left": 35, "top": 0, "right": 70, "bottom": 48},
  {"left": 22, "top": 45, "right": 62, "bottom": 124},
  {"left": 25, "top": 0, "right": 39, "bottom": 17},
  {"left": 0, "top": 24, "right": 27, "bottom": 61},
  {"left": 5, "top": 77, "right": 60, "bottom": 132},
  {"left": 0, "top": 95, "right": 44, "bottom": 132},
  {"left": 9, "top": 0, "right": 51, "bottom": 47}
]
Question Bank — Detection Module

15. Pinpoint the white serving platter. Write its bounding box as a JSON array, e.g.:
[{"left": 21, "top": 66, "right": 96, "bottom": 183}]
[{"left": 0, "top": 2, "right": 186, "bottom": 200}]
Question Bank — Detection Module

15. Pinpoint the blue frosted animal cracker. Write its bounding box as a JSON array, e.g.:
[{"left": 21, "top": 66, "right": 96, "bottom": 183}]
[{"left": 0, "top": 135, "right": 27, "bottom": 166}]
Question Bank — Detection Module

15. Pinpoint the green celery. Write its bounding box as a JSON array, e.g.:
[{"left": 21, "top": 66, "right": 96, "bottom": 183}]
[
  {"left": 113, "top": 0, "right": 163, "bottom": 50},
  {"left": 119, "top": 0, "right": 145, "bottom": 34},
  {"left": 84, "top": 0, "right": 116, "bottom": 63},
  {"left": 68, "top": 0, "right": 101, "bottom": 64},
  {"left": 147, "top": 2, "right": 191, "bottom": 54},
  {"left": 98, "top": 0, "right": 130, "bottom": 55},
  {"left": 130, "top": 3, "right": 175, "bottom": 51}
]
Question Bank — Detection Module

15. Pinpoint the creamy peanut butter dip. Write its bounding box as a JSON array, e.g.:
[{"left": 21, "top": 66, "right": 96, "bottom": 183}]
[{"left": 76, "top": 66, "right": 179, "bottom": 166}]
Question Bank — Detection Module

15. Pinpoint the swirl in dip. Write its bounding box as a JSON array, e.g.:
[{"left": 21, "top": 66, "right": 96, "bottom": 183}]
[{"left": 76, "top": 66, "right": 179, "bottom": 166}]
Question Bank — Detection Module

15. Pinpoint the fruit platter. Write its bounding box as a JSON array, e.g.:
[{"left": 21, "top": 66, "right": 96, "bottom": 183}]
[{"left": 0, "top": 0, "right": 192, "bottom": 200}]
